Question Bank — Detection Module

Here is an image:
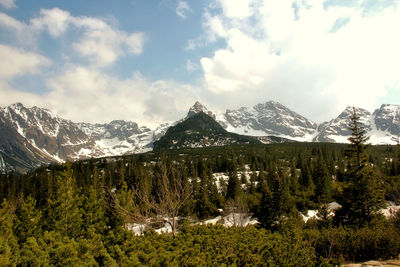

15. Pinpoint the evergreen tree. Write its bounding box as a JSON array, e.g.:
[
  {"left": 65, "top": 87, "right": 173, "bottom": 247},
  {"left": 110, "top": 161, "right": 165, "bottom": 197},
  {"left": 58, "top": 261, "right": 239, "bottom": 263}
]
[
  {"left": 14, "top": 195, "right": 42, "bottom": 243},
  {"left": 313, "top": 153, "right": 332, "bottom": 202},
  {"left": 257, "top": 169, "right": 294, "bottom": 229},
  {"left": 196, "top": 168, "right": 217, "bottom": 218},
  {"left": 82, "top": 186, "right": 107, "bottom": 236},
  {"left": 226, "top": 167, "right": 241, "bottom": 200},
  {"left": 19, "top": 237, "right": 50, "bottom": 266},
  {"left": 46, "top": 163, "right": 83, "bottom": 238},
  {"left": 0, "top": 199, "right": 19, "bottom": 265},
  {"left": 335, "top": 108, "right": 385, "bottom": 226},
  {"left": 299, "top": 159, "right": 315, "bottom": 193}
]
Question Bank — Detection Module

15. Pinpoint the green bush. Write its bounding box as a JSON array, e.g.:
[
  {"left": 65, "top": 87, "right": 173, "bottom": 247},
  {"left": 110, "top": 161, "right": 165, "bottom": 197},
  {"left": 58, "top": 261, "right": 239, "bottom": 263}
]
[
  {"left": 304, "top": 222, "right": 400, "bottom": 262},
  {"left": 121, "top": 225, "right": 317, "bottom": 266}
]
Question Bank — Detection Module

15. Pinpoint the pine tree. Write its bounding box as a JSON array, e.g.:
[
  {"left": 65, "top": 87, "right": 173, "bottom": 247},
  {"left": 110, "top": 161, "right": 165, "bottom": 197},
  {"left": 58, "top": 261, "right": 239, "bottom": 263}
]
[
  {"left": 226, "top": 168, "right": 241, "bottom": 200},
  {"left": 313, "top": 153, "right": 332, "bottom": 202},
  {"left": 0, "top": 199, "right": 19, "bottom": 265},
  {"left": 46, "top": 163, "right": 83, "bottom": 238},
  {"left": 226, "top": 154, "right": 241, "bottom": 200},
  {"left": 19, "top": 237, "right": 50, "bottom": 266},
  {"left": 335, "top": 107, "right": 385, "bottom": 226},
  {"left": 82, "top": 186, "right": 107, "bottom": 236},
  {"left": 257, "top": 169, "right": 293, "bottom": 229},
  {"left": 14, "top": 195, "right": 42, "bottom": 243},
  {"left": 196, "top": 169, "right": 217, "bottom": 218}
]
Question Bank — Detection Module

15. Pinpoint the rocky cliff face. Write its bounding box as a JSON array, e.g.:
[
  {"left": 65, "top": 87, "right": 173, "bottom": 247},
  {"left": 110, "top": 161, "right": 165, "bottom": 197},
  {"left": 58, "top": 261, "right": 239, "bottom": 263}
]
[
  {"left": 1, "top": 101, "right": 400, "bottom": 173},
  {"left": 225, "top": 101, "right": 317, "bottom": 139},
  {"left": 314, "top": 105, "right": 400, "bottom": 144},
  {"left": 186, "top": 101, "right": 318, "bottom": 141},
  {"left": 374, "top": 104, "right": 400, "bottom": 135},
  {"left": 0, "top": 103, "right": 156, "bottom": 172},
  {"left": 313, "top": 107, "right": 372, "bottom": 143}
]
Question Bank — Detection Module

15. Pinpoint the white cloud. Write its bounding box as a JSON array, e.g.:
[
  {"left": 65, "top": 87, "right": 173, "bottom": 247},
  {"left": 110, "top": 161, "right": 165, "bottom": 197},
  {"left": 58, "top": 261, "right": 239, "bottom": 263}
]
[
  {"left": 197, "top": 0, "right": 400, "bottom": 122},
  {"left": 0, "top": 83, "right": 43, "bottom": 109},
  {"left": 186, "top": 59, "right": 199, "bottom": 72},
  {"left": 0, "top": 44, "right": 51, "bottom": 109},
  {"left": 0, "top": 0, "right": 16, "bottom": 9},
  {"left": 0, "top": 8, "right": 197, "bottom": 126},
  {"left": 0, "top": 8, "right": 146, "bottom": 67},
  {"left": 0, "top": 12, "right": 23, "bottom": 31},
  {"left": 125, "top": 32, "right": 146, "bottom": 54},
  {"left": 41, "top": 66, "right": 197, "bottom": 127},
  {"left": 185, "top": 39, "right": 197, "bottom": 50},
  {"left": 35, "top": 8, "right": 147, "bottom": 66},
  {"left": 0, "top": 12, "right": 36, "bottom": 44},
  {"left": 176, "top": 1, "right": 192, "bottom": 19},
  {"left": 217, "top": 0, "right": 253, "bottom": 19},
  {"left": 0, "top": 44, "right": 50, "bottom": 79},
  {"left": 30, "top": 8, "right": 71, "bottom": 37}
]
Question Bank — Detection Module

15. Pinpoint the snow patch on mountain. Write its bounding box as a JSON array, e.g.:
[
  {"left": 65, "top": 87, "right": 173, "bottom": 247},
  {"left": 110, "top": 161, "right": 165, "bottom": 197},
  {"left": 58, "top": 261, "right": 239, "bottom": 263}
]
[
  {"left": 186, "top": 101, "right": 318, "bottom": 141},
  {"left": 1, "top": 101, "right": 400, "bottom": 172},
  {"left": 314, "top": 105, "right": 400, "bottom": 144}
]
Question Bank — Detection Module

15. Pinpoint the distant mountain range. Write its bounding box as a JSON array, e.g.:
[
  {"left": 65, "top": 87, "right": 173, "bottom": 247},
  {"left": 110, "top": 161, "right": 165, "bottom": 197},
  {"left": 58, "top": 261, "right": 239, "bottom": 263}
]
[{"left": 1, "top": 101, "right": 399, "bottom": 172}]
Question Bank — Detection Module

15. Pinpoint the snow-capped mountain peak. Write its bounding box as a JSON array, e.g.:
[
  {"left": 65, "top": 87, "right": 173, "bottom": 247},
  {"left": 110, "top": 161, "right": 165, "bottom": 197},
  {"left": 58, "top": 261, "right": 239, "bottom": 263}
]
[
  {"left": 0, "top": 103, "right": 157, "bottom": 172},
  {"left": 314, "top": 105, "right": 400, "bottom": 144},
  {"left": 2, "top": 101, "right": 400, "bottom": 173},
  {"left": 187, "top": 101, "right": 212, "bottom": 117}
]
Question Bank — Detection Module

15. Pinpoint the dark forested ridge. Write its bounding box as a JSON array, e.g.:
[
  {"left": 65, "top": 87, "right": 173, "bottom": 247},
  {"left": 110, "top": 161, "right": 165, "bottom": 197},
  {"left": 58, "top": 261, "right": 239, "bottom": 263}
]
[
  {"left": 1, "top": 137, "right": 400, "bottom": 265},
  {"left": 153, "top": 111, "right": 262, "bottom": 150}
]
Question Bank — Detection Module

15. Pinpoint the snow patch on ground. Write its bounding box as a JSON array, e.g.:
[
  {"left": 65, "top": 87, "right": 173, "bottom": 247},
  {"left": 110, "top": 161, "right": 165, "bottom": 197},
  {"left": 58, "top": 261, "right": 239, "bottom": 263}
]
[
  {"left": 301, "top": 210, "right": 319, "bottom": 222},
  {"left": 381, "top": 202, "right": 400, "bottom": 218},
  {"left": 200, "top": 213, "right": 258, "bottom": 227}
]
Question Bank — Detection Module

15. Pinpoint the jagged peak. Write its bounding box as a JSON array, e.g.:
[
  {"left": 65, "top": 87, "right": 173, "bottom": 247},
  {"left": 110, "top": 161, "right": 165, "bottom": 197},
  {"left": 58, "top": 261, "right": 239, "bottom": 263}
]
[
  {"left": 109, "top": 120, "right": 131, "bottom": 125},
  {"left": 340, "top": 106, "right": 370, "bottom": 116},
  {"left": 265, "top": 100, "right": 282, "bottom": 105},
  {"left": 379, "top": 104, "right": 400, "bottom": 111},
  {"left": 189, "top": 101, "right": 208, "bottom": 111},
  {"left": 187, "top": 101, "right": 210, "bottom": 118},
  {"left": 253, "top": 100, "right": 286, "bottom": 111},
  {"left": 5, "top": 103, "right": 58, "bottom": 117},
  {"left": 7, "top": 102, "right": 25, "bottom": 110}
]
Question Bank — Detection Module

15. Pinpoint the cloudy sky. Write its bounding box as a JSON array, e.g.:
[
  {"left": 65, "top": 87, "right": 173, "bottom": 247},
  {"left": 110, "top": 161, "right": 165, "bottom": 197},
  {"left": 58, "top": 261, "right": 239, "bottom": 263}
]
[{"left": 0, "top": 0, "right": 399, "bottom": 128}]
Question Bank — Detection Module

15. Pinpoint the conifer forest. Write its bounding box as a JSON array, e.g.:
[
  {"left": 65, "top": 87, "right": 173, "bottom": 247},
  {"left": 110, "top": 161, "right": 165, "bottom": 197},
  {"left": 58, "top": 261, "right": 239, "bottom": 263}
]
[{"left": 1, "top": 111, "right": 400, "bottom": 266}]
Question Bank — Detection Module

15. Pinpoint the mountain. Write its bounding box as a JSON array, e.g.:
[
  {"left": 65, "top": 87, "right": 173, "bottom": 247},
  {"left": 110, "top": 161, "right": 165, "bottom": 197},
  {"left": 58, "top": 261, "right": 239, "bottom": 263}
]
[
  {"left": 186, "top": 101, "right": 400, "bottom": 145},
  {"left": 313, "top": 107, "right": 372, "bottom": 143},
  {"left": 314, "top": 105, "right": 400, "bottom": 144},
  {"left": 1, "top": 101, "right": 400, "bottom": 173},
  {"left": 0, "top": 113, "right": 54, "bottom": 173},
  {"left": 225, "top": 101, "right": 317, "bottom": 140},
  {"left": 186, "top": 101, "right": 318, "bottom": 141},
  {"left": 0, "top": 103, "right": 157, "bottom": 172},
  {"left": 153, "top": 112, "right": 262, "bottom": 150}
]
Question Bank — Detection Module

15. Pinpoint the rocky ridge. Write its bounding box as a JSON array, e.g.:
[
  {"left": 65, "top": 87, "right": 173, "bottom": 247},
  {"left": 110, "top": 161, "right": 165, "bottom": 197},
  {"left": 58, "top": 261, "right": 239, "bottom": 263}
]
[{"left": 1, "top": 101, "right": 400, "bottom": 172}]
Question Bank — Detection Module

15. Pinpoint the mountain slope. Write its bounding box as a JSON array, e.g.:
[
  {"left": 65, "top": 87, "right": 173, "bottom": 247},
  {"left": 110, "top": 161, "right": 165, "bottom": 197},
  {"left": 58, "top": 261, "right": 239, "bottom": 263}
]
[
  {"left": 225, "top": 101, "right": 318, "bottom": 140},
  {"left": 313, "top": 107, "right": 372, "bottom": 143},
  {"left": 153, "top": 112, "right": 262, "bottom": 150},
  {"left": 0, "top": 103, "right": 156, "bottom": 172},
  {"left": 0, "top": 115, "right": 53, "bottom": 172},
  {"left": 314, "top": 105, "right": 400, "bottom": 144},
  {"left": 186, "top": 101, "right": 318, "bottom": 141},
  {"left": 1, "top": 101, "right": 400, "bottom": 173}
]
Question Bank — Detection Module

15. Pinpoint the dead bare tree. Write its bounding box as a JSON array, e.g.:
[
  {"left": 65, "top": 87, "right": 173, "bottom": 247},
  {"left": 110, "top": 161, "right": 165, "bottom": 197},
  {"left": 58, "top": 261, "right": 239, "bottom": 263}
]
[
  {"left": 109, "top": 184, "right": 150, "bottom": 234},
  {"left": 111, "top": 160, "right": 191, "bottom": 237},
  {"left": 223, "top": 198, "right": 249, "bottom": 227},
  {"left": 141, "top": 160, "right": 192, "bottom": 236}
]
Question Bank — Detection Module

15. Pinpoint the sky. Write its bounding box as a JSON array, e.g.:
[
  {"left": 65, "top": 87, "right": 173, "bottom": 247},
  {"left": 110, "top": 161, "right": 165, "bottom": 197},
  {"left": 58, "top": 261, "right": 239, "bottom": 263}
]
[{"left": 0, "top": 0, "right": 399, "bottom": 128}]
